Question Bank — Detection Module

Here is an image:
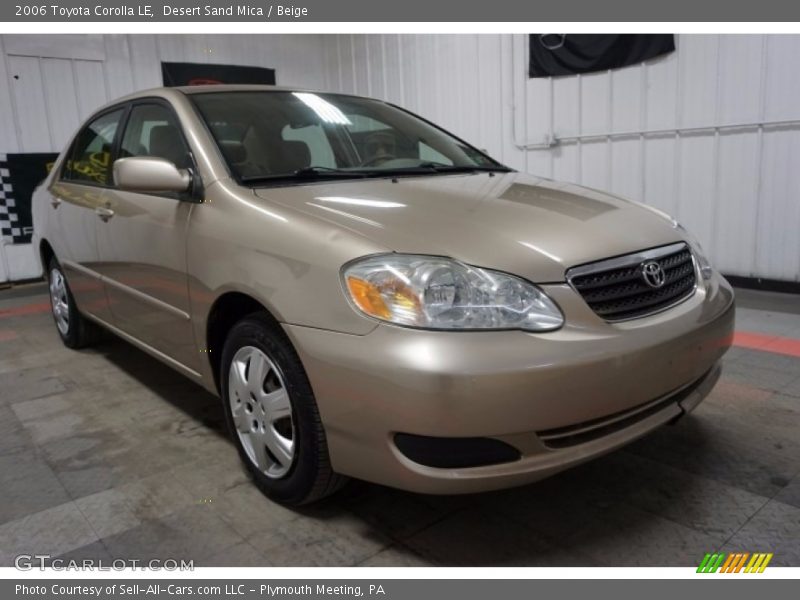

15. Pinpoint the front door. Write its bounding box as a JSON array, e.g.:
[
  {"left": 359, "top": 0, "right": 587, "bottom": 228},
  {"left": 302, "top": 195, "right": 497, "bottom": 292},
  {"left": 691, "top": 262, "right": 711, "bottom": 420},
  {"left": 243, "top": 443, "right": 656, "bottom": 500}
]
[
  {"left": 94, "top": 101, "right": 200, "bottom": 373},
  {"left": 48, "top": 107, "right": 125, "bottom": 323}
]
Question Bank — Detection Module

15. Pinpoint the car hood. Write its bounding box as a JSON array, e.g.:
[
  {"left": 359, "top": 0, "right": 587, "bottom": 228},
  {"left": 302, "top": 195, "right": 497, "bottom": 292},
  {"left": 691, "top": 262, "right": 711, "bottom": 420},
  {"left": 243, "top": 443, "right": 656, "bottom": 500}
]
[{"left": 253, "top": 171, "right": 683, "bottom": 283}]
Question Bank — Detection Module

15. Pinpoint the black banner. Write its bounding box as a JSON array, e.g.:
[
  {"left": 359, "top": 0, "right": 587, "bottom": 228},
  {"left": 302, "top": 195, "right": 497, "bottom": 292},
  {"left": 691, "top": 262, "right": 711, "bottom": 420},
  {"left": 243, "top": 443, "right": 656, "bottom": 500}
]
[
  {"left": 161, "top": 62, "right": 276, "bottom": 87},
  {"left": 529, "top": 34, "right": 675, "bottom": 78},
  {"left": 0, "top": 153, "right": 58, "bottom": 245}
]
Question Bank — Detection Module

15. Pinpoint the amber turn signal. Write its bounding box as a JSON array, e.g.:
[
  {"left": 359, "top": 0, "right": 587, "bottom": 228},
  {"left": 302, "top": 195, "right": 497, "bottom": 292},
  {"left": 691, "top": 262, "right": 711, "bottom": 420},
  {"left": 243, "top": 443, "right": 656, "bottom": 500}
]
[{"left": 346, "top": 276, "right": 392, "bottom": 319}]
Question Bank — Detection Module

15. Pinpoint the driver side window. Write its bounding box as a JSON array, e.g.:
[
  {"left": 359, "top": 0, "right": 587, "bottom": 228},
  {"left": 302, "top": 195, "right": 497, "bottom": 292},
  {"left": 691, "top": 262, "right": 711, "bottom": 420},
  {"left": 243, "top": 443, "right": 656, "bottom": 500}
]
[
  {"left": 62, "top": 108, "right": 124, "bottom": 186},
  {"left": 119, "top": 103, "right": 192, "bottom": 170}
]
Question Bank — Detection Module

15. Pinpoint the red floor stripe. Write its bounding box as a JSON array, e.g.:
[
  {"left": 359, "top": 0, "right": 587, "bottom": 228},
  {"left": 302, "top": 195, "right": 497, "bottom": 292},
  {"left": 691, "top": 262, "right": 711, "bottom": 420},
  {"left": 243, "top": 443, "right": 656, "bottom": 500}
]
[
  {"left": 733, "top": 331, "right": 775, "bottom": 350},
  {"left": 734, "top": 331, "right": 800, "bottom": 358},
  {"left": 757, "top": 336, "right": 800, "bottom": 358},
  {"left": 0, "top": 301, "right": 51, "bottom": 318}
]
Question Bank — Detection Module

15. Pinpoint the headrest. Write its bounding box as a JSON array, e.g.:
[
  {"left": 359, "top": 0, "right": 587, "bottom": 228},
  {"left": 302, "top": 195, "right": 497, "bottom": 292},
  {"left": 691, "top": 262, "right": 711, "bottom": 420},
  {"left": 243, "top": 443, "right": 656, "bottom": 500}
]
[
  {"left": 149, "top": 124, "right": 186, "bottom": 167},
  {"left": 219, "top": 140, "right": 247, "bottom": 164},
  {"left": 271, "top": 141, "right": 311, "bottom": 174}
]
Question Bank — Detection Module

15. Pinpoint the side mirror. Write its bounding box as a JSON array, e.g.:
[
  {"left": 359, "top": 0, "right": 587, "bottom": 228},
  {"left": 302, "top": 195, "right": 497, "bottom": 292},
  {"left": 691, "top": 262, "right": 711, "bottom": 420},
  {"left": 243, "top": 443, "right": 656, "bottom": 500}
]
[{"left": 113, "top": 157, "right": 192, "bottom": 194}]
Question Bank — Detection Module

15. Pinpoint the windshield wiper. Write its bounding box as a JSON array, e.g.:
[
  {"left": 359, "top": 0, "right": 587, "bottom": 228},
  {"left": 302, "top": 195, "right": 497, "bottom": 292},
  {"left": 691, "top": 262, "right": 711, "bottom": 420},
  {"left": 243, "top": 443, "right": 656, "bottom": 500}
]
[
  {"left": 293, "top": 166, "right": 369, "bottom": 178},
  {"left": 366, "top": 163, "right": 513, "bottom": 176},
  {"left": 241, "top": 166, "right": 368, "bottom": 184},
  {"left": 416, "top": 162, "right": 513, "bottom": 173},
  {"left": 240, "top": 163, "right": 511, "bottom": 184}
]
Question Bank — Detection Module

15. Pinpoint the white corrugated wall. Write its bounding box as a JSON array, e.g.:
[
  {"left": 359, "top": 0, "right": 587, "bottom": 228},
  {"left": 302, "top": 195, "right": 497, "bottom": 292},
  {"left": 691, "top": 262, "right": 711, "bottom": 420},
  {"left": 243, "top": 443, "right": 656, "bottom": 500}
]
[
  {"left": 320, "top": 34, "right": 800, "bottom": 283},
  {"left": 3, "top": 34, "right": 798, "bottom": 284},
  {"left": 0, "top": 33, "right": 328, "bottom": 283}
]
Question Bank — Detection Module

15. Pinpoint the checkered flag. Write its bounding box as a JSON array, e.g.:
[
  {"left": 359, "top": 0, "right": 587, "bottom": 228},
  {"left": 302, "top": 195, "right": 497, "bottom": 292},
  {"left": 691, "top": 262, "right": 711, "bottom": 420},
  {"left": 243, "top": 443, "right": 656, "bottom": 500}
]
[
  {"left": 0, "top": 152, "right": 58, "bottom": 245},
  {"left": 0, "top": 154, "right": 24, "bottom": 244}
]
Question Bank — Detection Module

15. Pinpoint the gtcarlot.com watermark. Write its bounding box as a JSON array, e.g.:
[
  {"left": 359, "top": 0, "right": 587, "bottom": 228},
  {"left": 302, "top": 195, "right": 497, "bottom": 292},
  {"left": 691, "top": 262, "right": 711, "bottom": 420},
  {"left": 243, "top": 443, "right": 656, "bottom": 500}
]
[{"left": 15, "top": 554, "right": 194, "bottom": 571}]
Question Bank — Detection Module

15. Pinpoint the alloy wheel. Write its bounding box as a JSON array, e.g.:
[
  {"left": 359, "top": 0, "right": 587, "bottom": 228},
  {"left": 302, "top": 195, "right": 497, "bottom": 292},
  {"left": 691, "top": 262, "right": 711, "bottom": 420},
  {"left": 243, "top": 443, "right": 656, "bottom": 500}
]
[
  {"left": 49, "top": 268, "right": 70, "bottom": 336},
  {"left": 228, "top": 346, "right": 295, "bottom": 479}
]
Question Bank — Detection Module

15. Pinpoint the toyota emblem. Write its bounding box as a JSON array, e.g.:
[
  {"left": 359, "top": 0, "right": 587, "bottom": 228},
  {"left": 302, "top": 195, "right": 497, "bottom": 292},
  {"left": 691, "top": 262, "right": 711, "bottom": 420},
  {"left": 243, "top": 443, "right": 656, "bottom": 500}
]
[{"left": 641, "top": 261, "right": 666, "bottom": 288}]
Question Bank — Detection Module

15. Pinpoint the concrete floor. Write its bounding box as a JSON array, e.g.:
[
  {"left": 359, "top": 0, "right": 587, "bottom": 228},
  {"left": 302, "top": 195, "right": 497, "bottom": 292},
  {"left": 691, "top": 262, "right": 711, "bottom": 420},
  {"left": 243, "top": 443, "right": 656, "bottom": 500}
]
[{"left": 1, "top": 283, "right": 799, "bottom": 567}]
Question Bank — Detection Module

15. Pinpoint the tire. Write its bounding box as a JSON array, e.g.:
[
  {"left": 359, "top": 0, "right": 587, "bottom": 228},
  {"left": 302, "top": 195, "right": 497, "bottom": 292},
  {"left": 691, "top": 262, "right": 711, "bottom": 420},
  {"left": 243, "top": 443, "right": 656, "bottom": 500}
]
[
  {"left": 47, "top": 257, "right": 101, "bottom": 349},
  {"left": 220, "top": 312, "right": 347, "bottom": 505}
]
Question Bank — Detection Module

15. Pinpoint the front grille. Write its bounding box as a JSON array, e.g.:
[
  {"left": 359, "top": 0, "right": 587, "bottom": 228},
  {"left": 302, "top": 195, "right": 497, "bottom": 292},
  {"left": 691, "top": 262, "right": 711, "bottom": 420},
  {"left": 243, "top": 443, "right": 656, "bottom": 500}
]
[{"left": 567, "top": 243, "right": 697, "bottom": 321}]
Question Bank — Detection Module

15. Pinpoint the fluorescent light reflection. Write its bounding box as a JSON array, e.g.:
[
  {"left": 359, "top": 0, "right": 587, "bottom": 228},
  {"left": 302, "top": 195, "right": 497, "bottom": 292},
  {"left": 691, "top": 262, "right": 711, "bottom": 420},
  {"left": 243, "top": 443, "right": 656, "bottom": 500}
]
[
  {"left": 293, "top": 93, "right": 352, "bottom": 125},
  {"left": 316, "top": 196, "right": 406, "bottom": 209}
]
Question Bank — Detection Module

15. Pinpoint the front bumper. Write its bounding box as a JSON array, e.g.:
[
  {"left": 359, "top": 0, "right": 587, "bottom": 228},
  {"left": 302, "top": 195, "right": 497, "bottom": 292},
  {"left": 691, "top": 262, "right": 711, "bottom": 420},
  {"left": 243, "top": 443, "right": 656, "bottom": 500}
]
[{"left": 285, "top": 273, "right": 735, "bottom": 494}]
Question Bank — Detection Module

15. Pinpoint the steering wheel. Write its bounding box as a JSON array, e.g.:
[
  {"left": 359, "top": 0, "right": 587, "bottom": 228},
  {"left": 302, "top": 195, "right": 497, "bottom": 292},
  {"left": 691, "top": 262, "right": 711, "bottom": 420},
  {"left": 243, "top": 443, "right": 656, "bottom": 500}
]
[{"left": 360, "top": 154, "right": 398, "bottom": 167}]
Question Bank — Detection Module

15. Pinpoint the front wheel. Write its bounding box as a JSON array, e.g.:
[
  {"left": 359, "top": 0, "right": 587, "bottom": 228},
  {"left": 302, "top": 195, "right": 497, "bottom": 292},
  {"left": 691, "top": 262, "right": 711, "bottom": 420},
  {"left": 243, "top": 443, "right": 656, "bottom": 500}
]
[{"left": 220, "top": 313, "right": 346, "bottom": 505}]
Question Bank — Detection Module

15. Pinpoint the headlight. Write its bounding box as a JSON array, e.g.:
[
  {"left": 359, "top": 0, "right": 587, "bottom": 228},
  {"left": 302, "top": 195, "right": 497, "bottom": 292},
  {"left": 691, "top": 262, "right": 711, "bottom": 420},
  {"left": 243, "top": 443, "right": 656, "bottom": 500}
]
[
  {"left": 672, "top": 223, "right": 714, "bottom": 280},
  {"left": 690, "top": 240, "right": 714, "bottom": 280},
  {"left": 342, "top": 254, "right": 563, "bottom": 331}
]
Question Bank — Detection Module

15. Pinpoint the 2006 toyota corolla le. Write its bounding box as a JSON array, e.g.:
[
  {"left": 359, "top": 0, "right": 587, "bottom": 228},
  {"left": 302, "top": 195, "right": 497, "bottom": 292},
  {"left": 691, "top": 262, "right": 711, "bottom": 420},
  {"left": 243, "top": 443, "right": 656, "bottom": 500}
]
[{"left": 33, "top": 85, "right": 735, "bottom": 505}]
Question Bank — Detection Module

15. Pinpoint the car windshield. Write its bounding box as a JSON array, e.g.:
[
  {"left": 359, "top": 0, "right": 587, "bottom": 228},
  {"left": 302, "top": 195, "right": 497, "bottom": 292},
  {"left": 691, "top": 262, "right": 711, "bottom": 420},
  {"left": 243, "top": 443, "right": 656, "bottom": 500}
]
[{"left": 190, "top": 91, "right": 509, "bottom": 183}]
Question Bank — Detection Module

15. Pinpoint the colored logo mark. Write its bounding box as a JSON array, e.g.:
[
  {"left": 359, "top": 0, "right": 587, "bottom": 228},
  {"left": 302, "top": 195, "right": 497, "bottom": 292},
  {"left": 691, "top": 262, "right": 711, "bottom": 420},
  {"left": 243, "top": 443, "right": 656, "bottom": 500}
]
[{"left": 697, "top": 552, "right": 773, "bottom": 573}]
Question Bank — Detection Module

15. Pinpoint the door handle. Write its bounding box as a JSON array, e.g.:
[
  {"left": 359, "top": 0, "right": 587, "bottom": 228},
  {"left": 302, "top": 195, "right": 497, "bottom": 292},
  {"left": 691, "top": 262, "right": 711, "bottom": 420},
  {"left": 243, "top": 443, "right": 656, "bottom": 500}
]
[
  {"left": 50, "top": 197, "right": 61, "bottom": 209},
  {"left": 95, "top": 206, "right": 115, "bottom": 222}
]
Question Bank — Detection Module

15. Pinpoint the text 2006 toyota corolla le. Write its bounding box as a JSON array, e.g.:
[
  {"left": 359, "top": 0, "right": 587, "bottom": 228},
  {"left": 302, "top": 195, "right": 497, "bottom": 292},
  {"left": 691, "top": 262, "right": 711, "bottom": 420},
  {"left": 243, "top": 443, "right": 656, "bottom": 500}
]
[{"left": 33, "top": 85, "right": 734, "bottom": 504}]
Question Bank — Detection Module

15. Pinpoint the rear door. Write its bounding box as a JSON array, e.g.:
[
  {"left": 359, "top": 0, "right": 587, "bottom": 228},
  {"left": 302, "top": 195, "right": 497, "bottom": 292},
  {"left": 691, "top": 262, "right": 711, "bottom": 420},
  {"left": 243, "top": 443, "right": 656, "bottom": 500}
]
[
  {"left": 94, "top": 100, "right": 200, "bottom": 373},
  {"left": 47, "top": 107, "right": 126, "bottom": 322}
]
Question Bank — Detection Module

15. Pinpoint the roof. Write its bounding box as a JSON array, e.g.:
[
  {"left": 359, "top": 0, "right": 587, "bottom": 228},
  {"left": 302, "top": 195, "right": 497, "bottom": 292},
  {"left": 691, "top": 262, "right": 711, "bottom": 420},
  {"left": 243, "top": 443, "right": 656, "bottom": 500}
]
[
  {"left": 105, "top": 83, "right": 372, "bottom": 104},
  {"left": 175, "top": 84, "right": 314, "bottom": 94},
  {"left": 82, "top": 85, "right": 378, "bottom": 124}
]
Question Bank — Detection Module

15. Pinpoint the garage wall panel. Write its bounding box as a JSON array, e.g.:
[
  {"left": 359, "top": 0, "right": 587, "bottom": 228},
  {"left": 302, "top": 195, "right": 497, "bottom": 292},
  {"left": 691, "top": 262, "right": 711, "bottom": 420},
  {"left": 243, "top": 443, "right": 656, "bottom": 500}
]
[
  {"left": 757, "top": 130, "right": 800, "bottom": 280},
  {"left": 610, "top": 138, "right": 642, "bottom": 201},
  {"left": 580, "top": 72, "right": 610, "bottom": 137},
  {"left": 335, "top": 36, "right": 356, "bottom": 94},
  {"left": 717, "top": 36, "right": 763, "bottom": 124},
  {"left": 677, "top": 36, "right": 719, "bottom": 129},
  {"left": 351, "top": 35, "right": 372, "bottom": 97},
  {"left": 102, "top": 35, "right": 136, "bottom": 101},
  {"left": 6, "top": 55, "right": 51, "bottom": 153},
  {"left": 552, "top": 75, "right": 580, "bottom": 140},
  {"left": 367, "top": 36, "right": 385, "bottom": 101},
  {"left": 551, "top": 142, "right": 579, "bottom": 186},
  {"left": 523, "top": 78, "right": 551, "bottom": 148},
  {"left": 714, "top": 131, "right": 760, "bottom": 275},
  {"left": 72, "top": 60, "right": 108, "bottom": 122},
  {"left": 610, "top": 66, "right": 643, "bottom": 134},
  {"left": 501, "top": 36, "right": 526, "bottom": 171},
  {"left": 644, "top": 48, "right": 679, "bottom": 131},
  {"left": 676, "top": 135, "right": 716, "bottom": 249},
  {"left": 40, "top": 58, "right": 82, "bottom": 150},
  {"left": 476, "top": 35, "right": 505, "bottom": 159},
  {"left": 579, "top": 140, "right": 610, "bottom": 192},
  {"left": 0, "top": 39, "right": 21, "bottom": 154},
  {"left": 763, "top": 35, "right": 800, "bottom": 122},
  {"left": 127, "top": 35, "right": 162, "bottom": 90},
  {"left": 642, "top": 136, "right": 678, "bottom": 216},
  {"left": 400, "top": 35, "right": 423, "bottom": 114},
  {"left": 382, "top": 35, "right": 404, "bottom": 106}
]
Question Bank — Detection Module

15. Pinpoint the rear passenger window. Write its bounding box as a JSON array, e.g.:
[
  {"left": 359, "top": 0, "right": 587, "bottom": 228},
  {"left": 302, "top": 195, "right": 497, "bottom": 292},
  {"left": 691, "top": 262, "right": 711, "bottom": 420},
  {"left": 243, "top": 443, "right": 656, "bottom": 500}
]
[
  {"left": 119, "top": 103, "right": 192, "bottom": 170},
  {"left": 62, "top": 109, "right": 124, "bottom": 185}
]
